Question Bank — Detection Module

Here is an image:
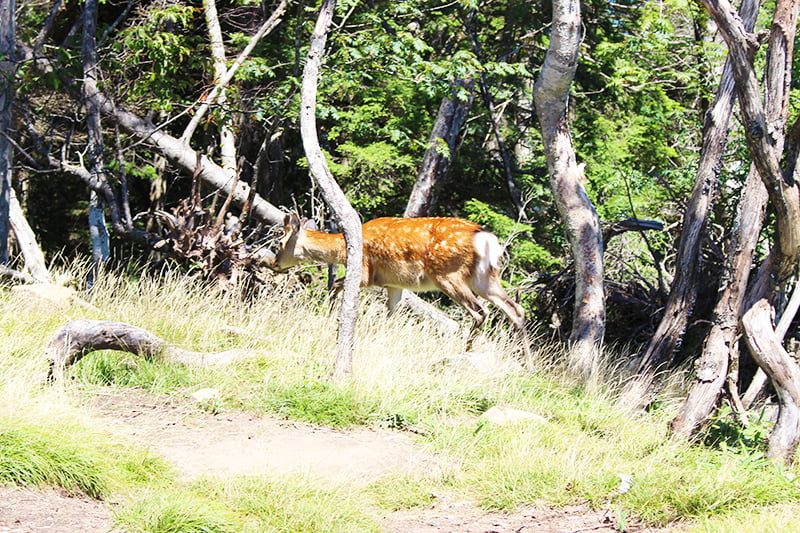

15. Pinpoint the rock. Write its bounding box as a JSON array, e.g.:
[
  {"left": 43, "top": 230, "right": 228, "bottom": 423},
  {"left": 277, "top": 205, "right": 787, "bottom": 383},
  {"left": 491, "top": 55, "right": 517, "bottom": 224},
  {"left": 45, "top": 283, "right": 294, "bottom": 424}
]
[
  {"left": 480, "top": 406, "right": 547, "bottom": 426},
  {"left": 11, "top": 283, "right": 89, "bottom": 311},
  {"left": 190, "top": 388, "right": 220, "bottom": 403}
]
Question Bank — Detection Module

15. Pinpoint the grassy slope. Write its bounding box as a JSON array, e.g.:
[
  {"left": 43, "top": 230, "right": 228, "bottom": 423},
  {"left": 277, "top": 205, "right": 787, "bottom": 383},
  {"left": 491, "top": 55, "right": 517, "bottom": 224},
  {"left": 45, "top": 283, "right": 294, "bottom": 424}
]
[{"left": 1, "top": 263, "right": 799, "bottom": 533}]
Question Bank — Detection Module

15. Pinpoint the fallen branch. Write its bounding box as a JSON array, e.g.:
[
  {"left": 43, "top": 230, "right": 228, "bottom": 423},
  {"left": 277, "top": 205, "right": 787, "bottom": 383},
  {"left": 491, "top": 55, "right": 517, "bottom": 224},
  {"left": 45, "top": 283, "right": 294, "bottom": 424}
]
[{"left": 46, "top": 319, "right": 246, "bottom": 382}]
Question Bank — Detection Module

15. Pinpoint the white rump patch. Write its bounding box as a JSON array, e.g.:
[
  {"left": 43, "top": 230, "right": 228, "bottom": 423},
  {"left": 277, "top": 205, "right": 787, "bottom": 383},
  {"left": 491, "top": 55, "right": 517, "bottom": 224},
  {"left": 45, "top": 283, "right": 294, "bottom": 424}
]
[{"left": 473, "top": 231, "right": 502, "bottom": 277}]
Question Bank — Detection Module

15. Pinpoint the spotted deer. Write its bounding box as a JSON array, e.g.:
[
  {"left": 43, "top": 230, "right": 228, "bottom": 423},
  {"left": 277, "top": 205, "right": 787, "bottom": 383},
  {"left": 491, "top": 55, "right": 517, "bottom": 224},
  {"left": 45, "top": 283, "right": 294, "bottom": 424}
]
[{"left": 271, "top": 213, "right": 529, "bottom": 354}]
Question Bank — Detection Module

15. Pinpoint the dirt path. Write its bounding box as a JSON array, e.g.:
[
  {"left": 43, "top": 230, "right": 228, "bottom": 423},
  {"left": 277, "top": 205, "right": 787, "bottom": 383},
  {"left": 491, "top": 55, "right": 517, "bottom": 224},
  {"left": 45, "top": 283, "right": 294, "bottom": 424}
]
[
  {"left": 1, "top": 391, "right": 674, "bottom": 533},
  {"left": 92, "top": 390, "right": 440, "bottom": 484}
]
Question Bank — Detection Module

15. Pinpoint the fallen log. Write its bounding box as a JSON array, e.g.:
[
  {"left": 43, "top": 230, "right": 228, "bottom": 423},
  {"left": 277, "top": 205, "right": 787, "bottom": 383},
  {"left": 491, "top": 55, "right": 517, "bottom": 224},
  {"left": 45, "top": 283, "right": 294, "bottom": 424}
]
[{"left": 46, "top": 319, "right": 246, "bottom": 381}]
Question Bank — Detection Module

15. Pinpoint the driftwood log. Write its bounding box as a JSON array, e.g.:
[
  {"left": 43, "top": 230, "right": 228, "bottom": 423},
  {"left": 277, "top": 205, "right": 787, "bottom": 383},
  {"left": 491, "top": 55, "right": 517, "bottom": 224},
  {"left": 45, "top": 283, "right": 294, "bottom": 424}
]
[{"left": 46, "top": 319, "right": 245, "bottom": 381}]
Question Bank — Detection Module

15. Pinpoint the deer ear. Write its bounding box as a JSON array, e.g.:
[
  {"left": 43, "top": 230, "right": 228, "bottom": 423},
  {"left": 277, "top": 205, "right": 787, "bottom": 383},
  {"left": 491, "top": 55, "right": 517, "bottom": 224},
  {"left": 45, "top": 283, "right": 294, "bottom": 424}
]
[
  {"left": 285, "top": 213, "right": 301, "bottom": 232},
  {"left": 301, "top": 218, "right": 318, "bottom": 231}
]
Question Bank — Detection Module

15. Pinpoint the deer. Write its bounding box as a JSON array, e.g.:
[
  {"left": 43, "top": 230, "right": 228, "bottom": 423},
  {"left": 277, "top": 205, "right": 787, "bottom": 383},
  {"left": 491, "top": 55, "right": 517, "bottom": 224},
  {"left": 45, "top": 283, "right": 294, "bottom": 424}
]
[{"left": 270, "top": 213, "right": 531, "bottom": 358}]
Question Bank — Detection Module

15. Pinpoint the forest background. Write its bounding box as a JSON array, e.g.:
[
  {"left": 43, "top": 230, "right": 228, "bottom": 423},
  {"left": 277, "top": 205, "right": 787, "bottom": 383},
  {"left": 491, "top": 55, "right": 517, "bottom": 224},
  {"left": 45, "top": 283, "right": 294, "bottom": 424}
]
[{"left": 2, "top": 0, "right": 800, "bottom": 463}]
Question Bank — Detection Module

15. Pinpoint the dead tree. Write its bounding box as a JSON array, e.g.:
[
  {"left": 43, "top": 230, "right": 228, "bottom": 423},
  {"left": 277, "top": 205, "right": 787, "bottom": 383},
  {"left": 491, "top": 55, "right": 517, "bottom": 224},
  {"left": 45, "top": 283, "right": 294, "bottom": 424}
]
[
  {"left": 700, "top": 0, "right": 800, "bottom": 464},
  {"left": 46, "top": 320, "right": 247, "bottom": 382}
]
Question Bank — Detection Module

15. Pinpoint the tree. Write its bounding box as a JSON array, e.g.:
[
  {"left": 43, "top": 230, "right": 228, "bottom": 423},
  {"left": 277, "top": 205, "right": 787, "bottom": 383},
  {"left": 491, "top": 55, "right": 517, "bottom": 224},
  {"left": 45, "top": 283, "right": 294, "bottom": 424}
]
[
  {"left": 0, "top": 0, "right": 12, "bottom": 266},
  {"left": 704, "top": 0, "right": 800, "bottom": 464},
  {"left": 534, "top": 0, "right": 605, "bottom": 377},
  {"left": 0, "top": 0, "right": 51, "bottom": 283},
  {"left": 82, "top": 0, "right": 111, "bottom": 266},
  {"left": 299, "top": 0, "right": 362, "bottom": 380},
  {"left": 404, "top": 79, "right": 474, "bottom": 218},
  {"left": 631, "top": 0, "right": 760, "bottom": 400}
]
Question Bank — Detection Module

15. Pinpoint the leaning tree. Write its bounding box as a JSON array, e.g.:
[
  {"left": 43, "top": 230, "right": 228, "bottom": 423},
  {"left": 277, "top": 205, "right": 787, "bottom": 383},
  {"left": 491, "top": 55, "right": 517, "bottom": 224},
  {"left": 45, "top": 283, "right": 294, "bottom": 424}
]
[{"left": 666, "top": 0, "right": 800, "bottom": 464}]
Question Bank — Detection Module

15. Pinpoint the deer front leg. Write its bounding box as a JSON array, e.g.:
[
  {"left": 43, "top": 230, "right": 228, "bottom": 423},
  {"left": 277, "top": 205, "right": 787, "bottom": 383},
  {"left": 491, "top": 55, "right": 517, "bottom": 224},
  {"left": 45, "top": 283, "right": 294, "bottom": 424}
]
[{"left": 386, "top": 287, "right": 403, "bottom": 314}]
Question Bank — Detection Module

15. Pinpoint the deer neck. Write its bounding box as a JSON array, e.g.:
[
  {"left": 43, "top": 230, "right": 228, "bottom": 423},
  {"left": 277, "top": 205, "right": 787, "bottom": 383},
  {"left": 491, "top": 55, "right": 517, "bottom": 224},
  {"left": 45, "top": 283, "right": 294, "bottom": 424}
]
[{"left": 299, "top": 229, "right": 347, "bottom": 265}]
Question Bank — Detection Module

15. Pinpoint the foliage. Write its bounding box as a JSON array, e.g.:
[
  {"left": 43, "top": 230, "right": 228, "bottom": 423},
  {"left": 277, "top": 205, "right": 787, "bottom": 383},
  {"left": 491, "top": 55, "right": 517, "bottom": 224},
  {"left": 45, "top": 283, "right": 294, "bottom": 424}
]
[
  {"left": 108, "top": 4, "right": 207, "bottom": 111},
  {"left": 462, "top": 199, "right": 561, "bottom": 271},
  {"left": 576, "top": 0, "right": 705, "bottom": 223},
  {"left": 702, "top": 405, "right": 773, "bottom": 452},
  {"left": 327, "top": 141, "right": 416, "bottom": 216}
]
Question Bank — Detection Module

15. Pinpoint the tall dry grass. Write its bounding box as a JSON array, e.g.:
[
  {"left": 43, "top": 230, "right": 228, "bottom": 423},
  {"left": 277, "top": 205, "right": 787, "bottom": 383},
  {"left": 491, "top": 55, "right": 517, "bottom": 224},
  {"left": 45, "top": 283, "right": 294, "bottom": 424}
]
[{"left": 1, "top": 260, "right": 799, "bottom": 532}]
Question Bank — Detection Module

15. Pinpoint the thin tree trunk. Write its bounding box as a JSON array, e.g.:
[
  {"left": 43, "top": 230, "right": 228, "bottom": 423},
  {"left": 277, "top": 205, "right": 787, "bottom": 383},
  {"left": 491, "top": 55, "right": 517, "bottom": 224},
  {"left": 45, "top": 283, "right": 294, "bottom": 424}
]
[
  {"left": 200, "top": 0, "right": 237, "bottom": 179},
  {"left": 8, "top": 189, "right": 52, "bottom": 282},
  {"left": 464, "top": 21, "right": 525, "bottom": 219},
  {"left": 300, "top": 0, "right": 362, "bottom": 380},
  {"left": 180, "top": 0, "right": 287, "bottom": 145},
  {"left": 638, "top": 0, "right": 759, "bottom": 381},
  {"left": 88, "top": 191, "right": 109, "bottom": 265},
  {"left": 0, "top": 0, "right": 13, "bottom": 265},
  {"left": 404, "top": 79, "right": 474, "bottom": 218},
  {"left": 82, "top": 0, "right": 111, "bottom": 264},
  {"left": 480, "top": 83, "right": 524, "bottom": 220},
  {"left": 534, "top": 0, "right": 604, "bottom": 377}
]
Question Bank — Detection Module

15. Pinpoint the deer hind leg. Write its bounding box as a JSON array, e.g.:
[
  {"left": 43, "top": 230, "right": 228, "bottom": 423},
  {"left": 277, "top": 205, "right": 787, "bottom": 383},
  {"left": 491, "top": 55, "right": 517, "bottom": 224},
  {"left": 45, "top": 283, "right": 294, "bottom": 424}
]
[
  {"left": 472, "top": 275, "right": 533, "bottom": 365},
  {"left": 436, "top": 279, "right": 488, "bottom": 351}
]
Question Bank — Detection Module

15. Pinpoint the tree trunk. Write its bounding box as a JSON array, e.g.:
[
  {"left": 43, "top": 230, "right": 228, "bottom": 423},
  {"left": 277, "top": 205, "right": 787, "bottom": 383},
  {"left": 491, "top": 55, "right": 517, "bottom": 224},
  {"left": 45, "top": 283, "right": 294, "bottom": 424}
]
[
  {"left": 299, "top": 0, "right": 362, "bottom": 380},
  {"left": 638, "top": 0, "right": 759, "bottom": 381},
  {"left": 0, "top": 0, "right": 13, "bottom": 264},
  {"left": 741, "top": 276, "right": 800, "bottom": 409},
  {"left": 671, "top": 164, "right": 767, "bottom": 437},
  {"left": 198, "top": 0, "right": 236, "bottom": 179},
  {"left": 533, "top": 0, "right": 604, "bottom": 377},
  {"left": 404, "top": 79, "right": 474, "bottom": 218},
  {"left": 703, "top": 0, "right": 800, "bottom": 463},
  {"left": 742, "top": 298, "right": 800, "bottom": 463},
  {"left": 8, "top": 189, "right": 52, "bottom": 282},
  {"left": 88, "top": 191, "right": 109, "bottom": 265},
  {"left": 82, "top": 0, "right": 111, "bottom": 263}
]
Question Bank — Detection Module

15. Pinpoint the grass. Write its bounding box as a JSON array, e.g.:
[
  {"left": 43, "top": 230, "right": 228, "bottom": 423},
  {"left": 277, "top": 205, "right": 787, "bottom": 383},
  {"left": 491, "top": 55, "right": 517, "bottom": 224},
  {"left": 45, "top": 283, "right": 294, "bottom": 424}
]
[{"left": 1, "top": 260, "right": 800, "bottom": 532}]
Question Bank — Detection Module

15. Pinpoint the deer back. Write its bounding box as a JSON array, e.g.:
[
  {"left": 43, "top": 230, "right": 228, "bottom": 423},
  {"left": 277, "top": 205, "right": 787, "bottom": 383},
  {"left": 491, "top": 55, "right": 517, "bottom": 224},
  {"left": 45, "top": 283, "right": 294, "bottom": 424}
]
[{"left": 360, "top": 217, "right": 487, "bottom": 290}]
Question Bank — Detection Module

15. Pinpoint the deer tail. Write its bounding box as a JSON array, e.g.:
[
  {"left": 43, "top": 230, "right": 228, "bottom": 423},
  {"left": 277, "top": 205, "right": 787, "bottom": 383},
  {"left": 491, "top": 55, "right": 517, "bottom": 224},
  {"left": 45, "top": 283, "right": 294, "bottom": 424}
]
[{"left": 473, "top": 230, "right": 503, "bottom": 277}]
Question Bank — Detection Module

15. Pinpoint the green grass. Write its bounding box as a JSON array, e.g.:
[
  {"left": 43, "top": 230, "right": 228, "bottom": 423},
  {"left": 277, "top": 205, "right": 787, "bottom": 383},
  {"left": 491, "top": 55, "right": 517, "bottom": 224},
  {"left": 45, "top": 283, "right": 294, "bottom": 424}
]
[
  {"left": 1, "top": 260, "right": 800, "bottom": 532},
  {"left": 114, "top": 490, "right": 239, "bottom": 533},
  {"left": 0, "top": 424, "right": 109, "bottom": 498}
]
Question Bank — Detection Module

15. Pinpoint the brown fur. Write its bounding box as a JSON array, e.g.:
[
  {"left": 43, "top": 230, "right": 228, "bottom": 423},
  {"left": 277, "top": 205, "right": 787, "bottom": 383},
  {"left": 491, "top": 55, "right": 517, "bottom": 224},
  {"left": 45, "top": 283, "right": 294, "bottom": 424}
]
[{"left": 273, "top": 214, "right": 529, "bottom": 352}]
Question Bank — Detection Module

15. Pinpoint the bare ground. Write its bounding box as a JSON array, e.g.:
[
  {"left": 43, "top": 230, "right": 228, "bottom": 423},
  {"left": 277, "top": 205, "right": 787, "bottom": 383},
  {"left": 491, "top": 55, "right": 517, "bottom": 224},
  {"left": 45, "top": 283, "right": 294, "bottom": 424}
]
[{"left": 0, "top": 390, "right": 678, "bottom": 533}]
